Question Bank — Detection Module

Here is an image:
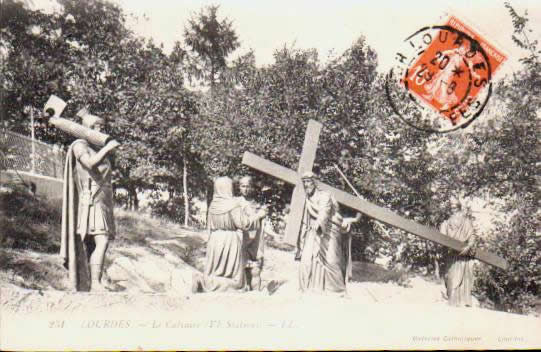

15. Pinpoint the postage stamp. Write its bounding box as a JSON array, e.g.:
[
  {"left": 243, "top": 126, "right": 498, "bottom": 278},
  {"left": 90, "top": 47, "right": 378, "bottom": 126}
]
[{"left": 386, "top": 15, "right": 508, "bottom": 132}]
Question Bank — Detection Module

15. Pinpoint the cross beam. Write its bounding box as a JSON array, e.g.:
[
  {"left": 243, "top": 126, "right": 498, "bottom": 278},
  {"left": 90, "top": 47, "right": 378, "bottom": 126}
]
[
  {"left": 282, "top": 120, "right": 321, "bottom": 250},
  {"left": 242, "top": 120, "right": 508, "bottom": 270}
]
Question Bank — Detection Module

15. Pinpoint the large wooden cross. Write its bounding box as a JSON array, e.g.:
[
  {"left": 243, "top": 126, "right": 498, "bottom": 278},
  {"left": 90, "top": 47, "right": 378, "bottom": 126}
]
[{"left": 242, "top": 119, "right": 508, "bottom": 270}]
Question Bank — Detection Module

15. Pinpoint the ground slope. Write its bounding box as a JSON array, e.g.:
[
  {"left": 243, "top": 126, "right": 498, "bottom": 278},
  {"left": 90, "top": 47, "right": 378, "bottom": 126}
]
[{"left": 1, "top": 188, "right": 540, "bottom": 349}]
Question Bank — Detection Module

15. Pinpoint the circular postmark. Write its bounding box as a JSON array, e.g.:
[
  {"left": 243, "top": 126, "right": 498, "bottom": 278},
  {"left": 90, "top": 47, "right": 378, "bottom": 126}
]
[{"left": 385, "top": 19, "right": 501, "bottom": 133}]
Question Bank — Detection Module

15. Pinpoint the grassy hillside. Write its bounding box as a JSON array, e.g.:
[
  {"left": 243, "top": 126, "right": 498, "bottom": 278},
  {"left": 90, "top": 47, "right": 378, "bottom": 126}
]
[
  {"left": 0, "top": 183, "right": 65, "bottom": 290},
  {"left": 0, "top": 183, "right": 208, "bottom": 293}
]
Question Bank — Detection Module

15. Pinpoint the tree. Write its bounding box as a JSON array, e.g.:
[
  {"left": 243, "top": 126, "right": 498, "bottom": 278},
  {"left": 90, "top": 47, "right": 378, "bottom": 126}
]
[
  {"left": 471, "top": 3, "right": 540, "bottom": 314},
  {"left": 190, "top": 39, "right": 384, "bottom": 236},
  {"left": 1, "top": 0, "right": 200, "bottom": 221},
  {"left": 183, "top": 5, "right": 240, "bottom": 88},
  {"left": 1, "top": 0, "right": 133, "bottom": 141},
  {"left": 108, "top": 40, "right": 198, "bottom": 213},
  {"left": 1, "top": 0, "right": 72, "bottom": 136}
]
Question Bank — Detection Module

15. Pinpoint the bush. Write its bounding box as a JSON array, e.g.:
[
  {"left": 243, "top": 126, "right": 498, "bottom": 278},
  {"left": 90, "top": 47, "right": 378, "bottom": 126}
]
[
  {"left": 0, "top": 181, "right": 61, "bottom": 253},
  {"left": 474, "top": 208, "right": 540, "bottom": 314},
  {"left": 149, "top": 196, "right": 191, "bottom": 225}
]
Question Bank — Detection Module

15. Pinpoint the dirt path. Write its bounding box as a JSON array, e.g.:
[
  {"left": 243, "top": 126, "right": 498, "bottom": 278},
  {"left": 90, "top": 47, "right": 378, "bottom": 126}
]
[
  {"left": 2, "top": 279, "right": 540, "bottom": 350},
  {"left": 2, "top": 243, "right": 541, "bottom": 350}
]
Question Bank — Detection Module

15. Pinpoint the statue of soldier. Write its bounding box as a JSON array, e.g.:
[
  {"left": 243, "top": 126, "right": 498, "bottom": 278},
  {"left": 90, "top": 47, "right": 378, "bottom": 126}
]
[{"left": 60, "top": 112, "right": 119, "bottom": 292}]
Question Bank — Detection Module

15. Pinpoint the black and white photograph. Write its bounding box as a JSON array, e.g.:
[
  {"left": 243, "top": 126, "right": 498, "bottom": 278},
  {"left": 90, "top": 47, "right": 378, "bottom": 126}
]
[{"left": 0, "top": 0, "right": 540, "bottom": 350}]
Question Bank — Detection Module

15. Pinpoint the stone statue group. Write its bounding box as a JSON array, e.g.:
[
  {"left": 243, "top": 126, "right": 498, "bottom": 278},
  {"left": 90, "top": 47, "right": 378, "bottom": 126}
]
[
  {"left": 191, "top": 172, "right": 360, "bottom": 295},
  {"left": 47, "top": 96, "right": 477, "bottom": 307}
]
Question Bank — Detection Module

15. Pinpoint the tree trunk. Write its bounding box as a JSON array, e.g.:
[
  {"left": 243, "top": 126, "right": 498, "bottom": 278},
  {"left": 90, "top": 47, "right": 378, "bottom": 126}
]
[
  {"left": 206, "top": 180, "right": 213, "bottom": 227},
  {"left": 183, "top": 158, "right": 189, "bottom": 227},
  {"left": 434, "top": 256, "right": 441, "bottom": 280},
  {"left": 128, "top": 186, "right": 138, "bottom": 211},
  {"left": 425, "top": 240, "right": 432, "bottom": 276},
  {"left": 126, "top": 191, "right": 132, "bottom": 210},
  {"left": 133, "top": 191, "right": 139, "bottom": 211}
]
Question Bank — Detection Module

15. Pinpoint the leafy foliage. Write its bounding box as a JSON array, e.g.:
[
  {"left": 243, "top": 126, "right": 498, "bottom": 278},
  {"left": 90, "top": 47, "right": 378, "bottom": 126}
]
[
  {"left": 475, "top": 210, "right": 540, "bottom": 314},
  {"left": 1, "top": 0, "right": 199, "bottom": 215},
  {"left": 183, "top": 5, "right": 240, "bottom": 88},
  {"left": 469, "top": 3, "right": 540, "bottom": 314},
  {"left": 149, "top": 195, "right": 190, "bottom": 225}
]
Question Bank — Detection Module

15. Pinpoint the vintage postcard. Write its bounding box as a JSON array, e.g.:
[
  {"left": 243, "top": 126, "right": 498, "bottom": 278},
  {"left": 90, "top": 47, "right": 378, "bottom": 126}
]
[{"left": 1, "top": 0, "right": 540, "bottom": 350}]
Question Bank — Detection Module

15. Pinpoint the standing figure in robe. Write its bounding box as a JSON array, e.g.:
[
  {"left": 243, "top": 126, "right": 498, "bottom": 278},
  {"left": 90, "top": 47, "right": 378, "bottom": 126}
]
[
  {"left": 297, "top": 172, "right": 358, "bottom": 294},
  {"left": 440, "top": 208, "right": 478, "bottom": 307},
  {"left": 198, "top": 176, "right": 267, "bottom": 293},
  {"left": 237, "top": 176, "right": 265, "bottom": 291},
  {"left": 60, "top": 113, "right": 120, "bottom": 292}
]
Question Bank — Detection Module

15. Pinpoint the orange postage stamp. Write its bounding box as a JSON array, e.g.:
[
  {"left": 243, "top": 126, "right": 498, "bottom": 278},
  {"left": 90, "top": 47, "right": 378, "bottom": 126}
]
[{"left": 387, "top": 15, "right": 508, "bottom": 132}]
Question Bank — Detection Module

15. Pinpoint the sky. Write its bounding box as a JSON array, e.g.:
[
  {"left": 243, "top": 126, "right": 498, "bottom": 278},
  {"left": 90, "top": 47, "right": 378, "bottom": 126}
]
[
  {"left": 119, "top": 0, "right": 540, "bottom": 77},
  {"left": 32, "top": 0, "right": 541, "bottom": 76}
]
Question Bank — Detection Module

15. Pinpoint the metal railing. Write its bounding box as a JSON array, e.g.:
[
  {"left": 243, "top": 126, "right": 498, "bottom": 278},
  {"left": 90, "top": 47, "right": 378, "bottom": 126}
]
[{"left": 0, "top": 129, "right": 66, "bottom": 179}]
